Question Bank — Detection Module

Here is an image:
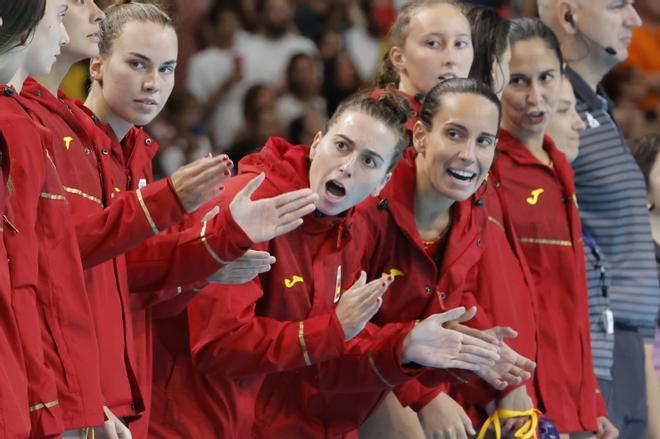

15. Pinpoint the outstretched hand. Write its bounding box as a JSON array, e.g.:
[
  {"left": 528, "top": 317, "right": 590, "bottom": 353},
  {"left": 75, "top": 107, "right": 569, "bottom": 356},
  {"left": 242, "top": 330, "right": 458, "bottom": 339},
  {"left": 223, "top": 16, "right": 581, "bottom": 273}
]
[
  {"left": 207, "top": 250, "right": 276, "bottom": 284},
  {"left": 229, "top": 173, "right": 318, "bottom": 243},
  {"left": 401, "top": 307, "right": 500, "bottom": 370}
]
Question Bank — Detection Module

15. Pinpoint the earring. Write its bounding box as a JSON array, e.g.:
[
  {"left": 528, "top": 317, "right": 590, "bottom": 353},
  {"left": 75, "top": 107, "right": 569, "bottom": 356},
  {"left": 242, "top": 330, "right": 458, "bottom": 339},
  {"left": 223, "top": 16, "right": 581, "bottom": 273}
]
[{"left": 647, "top": 202, "right": 655, "bottom": 211}]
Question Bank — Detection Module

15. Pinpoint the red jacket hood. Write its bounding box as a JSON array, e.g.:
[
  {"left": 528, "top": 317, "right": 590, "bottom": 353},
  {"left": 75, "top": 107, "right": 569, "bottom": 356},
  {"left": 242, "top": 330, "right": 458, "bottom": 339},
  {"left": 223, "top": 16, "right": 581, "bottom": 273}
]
[{"left": 238, "top": 136, "right": 311, "bottom": 193}]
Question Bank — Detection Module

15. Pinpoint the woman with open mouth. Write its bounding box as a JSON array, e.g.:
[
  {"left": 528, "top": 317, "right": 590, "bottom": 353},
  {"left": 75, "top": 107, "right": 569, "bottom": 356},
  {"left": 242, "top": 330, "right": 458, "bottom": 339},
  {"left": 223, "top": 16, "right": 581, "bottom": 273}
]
[{"left": 491, "top": 17, "right": 614, "bottom": 437}]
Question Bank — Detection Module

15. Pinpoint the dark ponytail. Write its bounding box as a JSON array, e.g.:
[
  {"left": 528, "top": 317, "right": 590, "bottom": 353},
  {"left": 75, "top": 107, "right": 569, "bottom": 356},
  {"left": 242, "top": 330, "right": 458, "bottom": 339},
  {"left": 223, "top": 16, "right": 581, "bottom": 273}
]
[{"left": 467, "top": 6, "right": 511, "bottom": 91}]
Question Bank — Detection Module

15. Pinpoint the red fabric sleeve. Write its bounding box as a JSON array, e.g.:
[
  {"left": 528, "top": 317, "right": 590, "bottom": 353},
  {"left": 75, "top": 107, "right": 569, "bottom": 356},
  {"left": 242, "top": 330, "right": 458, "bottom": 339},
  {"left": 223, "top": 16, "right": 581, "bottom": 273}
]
[
  {"left": 3, "top": 120, "right": 63, "bottom": 436},
  {"left": 188, "top": 280, "right": 346, "bottom": 378},
  {"left": 75, "top": 178, "right": 185, "bottom": 268},
  {"left": 311, "top": 322, "right": 449, "bottom": 393},
  {"left": 125, "top": 205, "right": 252, "bottom": 293}
]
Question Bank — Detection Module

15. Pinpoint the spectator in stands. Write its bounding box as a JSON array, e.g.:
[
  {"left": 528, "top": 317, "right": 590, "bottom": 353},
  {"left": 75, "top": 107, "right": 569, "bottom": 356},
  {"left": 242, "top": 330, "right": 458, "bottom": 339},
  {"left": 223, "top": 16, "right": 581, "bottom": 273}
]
[
  {"left": 185, "top": 2, "right": 246, "bottom": 149},
  {"left": 276, "top": 52, "right": 327, "bottom": 127},
  {"left": 322, "top": 49, "right": 363, "bottom": 115},
  {"left": 228, "top": 83, "right": 283, "bottom": 162}
]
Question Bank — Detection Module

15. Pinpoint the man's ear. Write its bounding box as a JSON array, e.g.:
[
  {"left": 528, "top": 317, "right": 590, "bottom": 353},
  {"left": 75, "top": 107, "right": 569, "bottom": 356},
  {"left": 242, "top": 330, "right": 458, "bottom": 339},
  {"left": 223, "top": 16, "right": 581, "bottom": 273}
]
[
  {"left": 389, "top": 45, "right": 406, "bottom": 74},
  {"left": 309, "top": 131, "right": 323, "bottom": 160},
  {"left": 412, "top": 120, "right": 428, "bottom": 156},
  {"left": 89, "top": 56, "right": 104, "bottom": 85},
  {"left": 371, "top": 172, "right": 392, "bottom": 197}
]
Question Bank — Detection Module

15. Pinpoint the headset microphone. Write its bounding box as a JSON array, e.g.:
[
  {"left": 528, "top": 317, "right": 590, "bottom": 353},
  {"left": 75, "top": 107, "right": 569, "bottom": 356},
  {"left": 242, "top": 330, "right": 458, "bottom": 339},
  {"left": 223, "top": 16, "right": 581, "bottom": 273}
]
[{"left": 565, "top": 10, "right": 618, "bottom": 56}]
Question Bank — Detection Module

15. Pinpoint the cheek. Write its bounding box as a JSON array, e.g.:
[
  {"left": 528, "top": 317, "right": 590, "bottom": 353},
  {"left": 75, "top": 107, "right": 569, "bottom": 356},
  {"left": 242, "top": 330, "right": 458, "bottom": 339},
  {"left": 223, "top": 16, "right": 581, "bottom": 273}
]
[
  {"left": 478, "top": 149, "right": 495, "bottom": 172},
  {"left": 457, "top": 49, "right": 474, "bottom": 77}
]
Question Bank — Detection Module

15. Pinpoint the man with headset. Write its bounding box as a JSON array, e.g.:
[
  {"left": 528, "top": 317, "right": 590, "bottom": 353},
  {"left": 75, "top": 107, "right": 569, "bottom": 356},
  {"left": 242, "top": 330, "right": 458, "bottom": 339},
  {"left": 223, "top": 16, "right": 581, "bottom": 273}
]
[{"left": 539, "top": 2, "right": 658, "bottom": 438}]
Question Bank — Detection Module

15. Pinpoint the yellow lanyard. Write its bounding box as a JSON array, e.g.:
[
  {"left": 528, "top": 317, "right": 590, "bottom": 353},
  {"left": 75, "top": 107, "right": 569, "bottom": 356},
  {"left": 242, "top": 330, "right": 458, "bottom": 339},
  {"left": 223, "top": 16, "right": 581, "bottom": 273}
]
[{"left": 477, "top": 408, "right": 540, "bottom": 439}]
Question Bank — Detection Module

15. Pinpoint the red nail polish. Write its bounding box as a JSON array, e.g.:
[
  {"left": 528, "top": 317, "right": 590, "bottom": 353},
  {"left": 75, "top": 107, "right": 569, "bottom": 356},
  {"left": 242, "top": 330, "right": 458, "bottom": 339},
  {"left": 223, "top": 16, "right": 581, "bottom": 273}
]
[
  {"left": 219, "top": 185, "right": 225, "bottom": 191},
  {"left": 224, "top": 170, "right": 231, "bottom": 176},
  {"left": 381, "top": 282, "right": 386, "bottom": 287},
  {"left": 387, "top": 275, "right": 393, "bottom": 281}
]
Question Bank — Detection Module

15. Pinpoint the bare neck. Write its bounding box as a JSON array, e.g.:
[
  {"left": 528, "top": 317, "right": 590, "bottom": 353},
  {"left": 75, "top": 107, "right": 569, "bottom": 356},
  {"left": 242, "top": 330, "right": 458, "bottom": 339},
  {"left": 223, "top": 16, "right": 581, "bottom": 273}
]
[
  {"left": 35, "top": 58, "right": 76, "bottom": 96},
  {"left": 84, "top": 84, "right": 132, "bottom": 141}
]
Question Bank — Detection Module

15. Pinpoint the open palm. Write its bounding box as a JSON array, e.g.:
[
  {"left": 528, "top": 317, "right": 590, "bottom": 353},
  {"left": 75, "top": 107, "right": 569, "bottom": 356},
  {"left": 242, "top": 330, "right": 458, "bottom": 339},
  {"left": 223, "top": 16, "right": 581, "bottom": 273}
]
[{"left": 229, "top": 173, "right": 318, "bottom": 243}]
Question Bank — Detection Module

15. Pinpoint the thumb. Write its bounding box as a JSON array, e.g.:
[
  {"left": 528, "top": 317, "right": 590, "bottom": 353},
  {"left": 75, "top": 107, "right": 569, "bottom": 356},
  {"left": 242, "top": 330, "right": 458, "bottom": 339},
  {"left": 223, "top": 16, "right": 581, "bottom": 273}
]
[
  {"left": 453, "top": 306, "right": 477, "bottom": 324},
  {"left": 349, "top": 271, "right": 367, "bottom": 289},
  {"left": 491, "top": 326, "right": 518, "bottom": 341},
  {"left": 436, "top": 307, "right": 467, "bottom": 325},
  {"left": 235, "top": 172, "right": 265, "bottom": 203}
]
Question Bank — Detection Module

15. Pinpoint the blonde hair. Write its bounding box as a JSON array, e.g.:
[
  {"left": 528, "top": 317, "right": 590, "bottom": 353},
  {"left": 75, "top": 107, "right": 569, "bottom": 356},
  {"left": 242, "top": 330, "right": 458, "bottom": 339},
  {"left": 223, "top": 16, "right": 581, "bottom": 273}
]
[
  {"left": 375, "top": 0, "right": 464, "bottom": 88},
  {"left": 99, "top": 1, "right": 174, "bottom": 57}
]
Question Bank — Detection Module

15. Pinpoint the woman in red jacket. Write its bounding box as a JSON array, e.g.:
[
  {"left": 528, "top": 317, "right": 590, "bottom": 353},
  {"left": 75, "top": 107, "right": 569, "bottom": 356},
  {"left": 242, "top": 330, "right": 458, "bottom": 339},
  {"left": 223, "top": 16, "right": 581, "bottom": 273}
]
[
  {"left": 491, "top": 17, "right": 612, "bottom": 436},
  {"left": 2, "top": 0, "right": 107, "bottom": 436},
  {"left": 0, "top": 2, "right": 48, "bottom": 437},
  {"left": 362, "top": 3, "right": 530, "bottom": 437}
]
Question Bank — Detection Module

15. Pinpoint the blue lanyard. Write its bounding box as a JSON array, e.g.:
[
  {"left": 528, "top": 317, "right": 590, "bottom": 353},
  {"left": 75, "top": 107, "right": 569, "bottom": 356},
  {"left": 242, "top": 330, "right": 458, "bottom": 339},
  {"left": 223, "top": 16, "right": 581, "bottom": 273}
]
[{"left": 582, "top": 228, "right": 609, "bottom": 299}]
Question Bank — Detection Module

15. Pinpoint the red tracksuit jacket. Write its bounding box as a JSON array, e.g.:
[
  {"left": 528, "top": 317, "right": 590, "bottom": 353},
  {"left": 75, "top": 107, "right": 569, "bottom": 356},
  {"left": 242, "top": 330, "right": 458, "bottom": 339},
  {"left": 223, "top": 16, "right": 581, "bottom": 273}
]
[
  {"left": 0, "top": 103, "right": 31, "bottom": 438},
  {"left": 489, "top": 130, "right": 605, "bottom": 432},
  {"left": 251, "top": 147, "right": 539, "bottom": 437},
  {"left": 183, "top": 137, "right": 368, "bottom": 438},
  {"left": 1, "top": 84, "right": 104, "bottom": 434},
  {"left": 18, "top": 77, "right": 188, "bottom": 419}
]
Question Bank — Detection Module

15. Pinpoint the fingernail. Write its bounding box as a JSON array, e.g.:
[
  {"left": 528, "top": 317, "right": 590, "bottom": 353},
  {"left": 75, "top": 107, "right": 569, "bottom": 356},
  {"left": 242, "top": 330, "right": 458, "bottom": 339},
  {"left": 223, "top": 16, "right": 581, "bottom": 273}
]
[
  {"left": 381, "top": 282, "right": 386, "bottom": 287},
  {"left": 387, "top": 274, "right": 393, "bottom": 281},
  {"left": 219, "top": 185, "right": 225, "bottom": 191},
  {"left": 224, "top": 170, "right": 231, "bottom": 176}
]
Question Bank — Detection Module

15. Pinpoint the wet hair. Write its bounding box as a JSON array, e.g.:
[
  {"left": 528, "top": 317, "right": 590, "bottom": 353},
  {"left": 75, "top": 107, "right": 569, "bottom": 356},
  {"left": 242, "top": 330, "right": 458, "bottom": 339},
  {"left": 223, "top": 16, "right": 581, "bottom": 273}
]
[
  {"left": 419, "top": 77, "right": 502, "bottom": 131},
  {"left": 0, "top": 0, "right": 46, "bottom": 54},
  {"left": 629, "top": 134, "right": 660, "bottom": 190},
  {"left": 99, "top": 1, "right": 174, "bottom": 57},
  {"left": 374, "top": 0, "right": 464, "bottom": 89},
  {"left": 467, "top": 6, "right": 511, "bottom": 91},
  {"left": 508, "top": 17, "right": 564, "bottom": 74},
  {"left": 327, "top": 91, "right": 411, "bottom": 171}
]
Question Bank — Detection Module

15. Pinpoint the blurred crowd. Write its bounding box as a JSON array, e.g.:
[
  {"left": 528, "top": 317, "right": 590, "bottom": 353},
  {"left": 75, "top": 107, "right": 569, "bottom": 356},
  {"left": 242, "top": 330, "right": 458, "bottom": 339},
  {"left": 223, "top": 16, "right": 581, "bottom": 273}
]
[{"left": 81, "top": 0, "right": 656, "bottom": 179}]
